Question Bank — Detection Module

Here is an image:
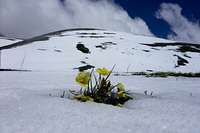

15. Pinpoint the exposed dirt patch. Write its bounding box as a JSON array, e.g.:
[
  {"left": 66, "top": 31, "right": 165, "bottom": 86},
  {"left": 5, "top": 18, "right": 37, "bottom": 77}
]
[
  {"left": 96, "top": 42, "right": 117, "bottom": 50},
  {"left": 74, "top": 65, "right": 95, "bottom": 71},
  {"left": 76, "top": 43, "right": 91, "bottom": 54},
  {"left": 173, "top": 54, "right": 189, "bottom": 67},
  {"left": 37, "top": 48, "right": 47, "bottom": 51},
  {"left": 54, "top": 49, "right": 62, "bottom": 52},
  {"left": 142, "top": 42, "right": 200, "bottom": 53},
  {"left": 0, "top": 69, "right": 31, "bottom": 72}
]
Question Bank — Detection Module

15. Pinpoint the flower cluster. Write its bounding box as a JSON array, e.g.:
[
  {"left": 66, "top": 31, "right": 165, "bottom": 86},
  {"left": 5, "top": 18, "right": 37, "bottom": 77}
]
[{"left": 70, "top": 67, "right": 133, "bottom": 106}]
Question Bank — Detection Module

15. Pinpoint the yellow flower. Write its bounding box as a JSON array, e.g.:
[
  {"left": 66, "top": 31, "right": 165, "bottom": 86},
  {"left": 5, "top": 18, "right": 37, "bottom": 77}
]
[
  {"left": 117, "top": 83, "right": 125, "bottom": 92},
  {"left": 117, "top": 91, "right": 126, "bottom": 98},
  {"left": 96, "top": 67, "right": 110, "bottom": 76},
  {"left": 75, "top": 71, "right": 90, "bottom": 87}
]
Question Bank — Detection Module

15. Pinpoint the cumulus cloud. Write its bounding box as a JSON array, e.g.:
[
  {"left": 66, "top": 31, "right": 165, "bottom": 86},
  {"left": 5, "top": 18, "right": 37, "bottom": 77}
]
[
  {"left": 0, "top": 0, "right": 153, "bottom": 39},
  {"left": 156, "top": 3, "right": 200, "bottom": 43}
]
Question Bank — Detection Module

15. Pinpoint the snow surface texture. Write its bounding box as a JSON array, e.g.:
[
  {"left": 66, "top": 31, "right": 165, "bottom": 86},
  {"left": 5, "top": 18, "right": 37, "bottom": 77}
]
[
  {"left": 0, "top": 71, "right": 200, "bottom": 133},
  {"left": 1, "top": 29, "right": 200, "bottom": 72},
  {"left": 0, "top": 37, "right": 20, "bottom": 47}
]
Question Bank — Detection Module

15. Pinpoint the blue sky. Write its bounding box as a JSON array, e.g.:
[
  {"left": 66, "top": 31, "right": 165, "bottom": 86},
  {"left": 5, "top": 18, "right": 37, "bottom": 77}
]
[{"left": 114, "top": 0, "right": 200, "bottom": 38}]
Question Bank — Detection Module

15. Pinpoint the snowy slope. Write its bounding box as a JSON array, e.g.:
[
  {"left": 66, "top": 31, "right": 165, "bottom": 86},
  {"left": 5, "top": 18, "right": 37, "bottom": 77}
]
[
  {"left": 0, "top": 28, "right": 200, "bottom": 72},
  {"left": 0, "top": 37, "right": 20, "bottom": 47},
  {"left": 0, "top": 71, "right": 200, "bottom": 133}
]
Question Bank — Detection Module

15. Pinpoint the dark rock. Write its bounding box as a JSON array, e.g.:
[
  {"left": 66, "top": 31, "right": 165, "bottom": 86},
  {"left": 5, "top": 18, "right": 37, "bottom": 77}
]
[
  {"left": 74, "top": 65, "right": 95, "bottom": 71},
  {"left": 76, "top": 43, "right": 90, "bottom": 54}
]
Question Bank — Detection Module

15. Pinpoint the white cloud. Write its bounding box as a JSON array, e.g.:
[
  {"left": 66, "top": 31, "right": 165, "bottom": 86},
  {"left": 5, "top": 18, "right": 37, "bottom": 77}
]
[
  {"left": 156, "top": 3, "right": 200, "bottom": 43},
  {"left": 0, "top": 0, "right": 153, "bottom": 39}
]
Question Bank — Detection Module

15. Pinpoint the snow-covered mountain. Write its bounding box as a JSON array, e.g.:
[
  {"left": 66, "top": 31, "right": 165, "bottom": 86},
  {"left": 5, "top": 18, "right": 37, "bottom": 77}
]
[{"left": 0, "top": 28, "right": 200, "bottom": 72}]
